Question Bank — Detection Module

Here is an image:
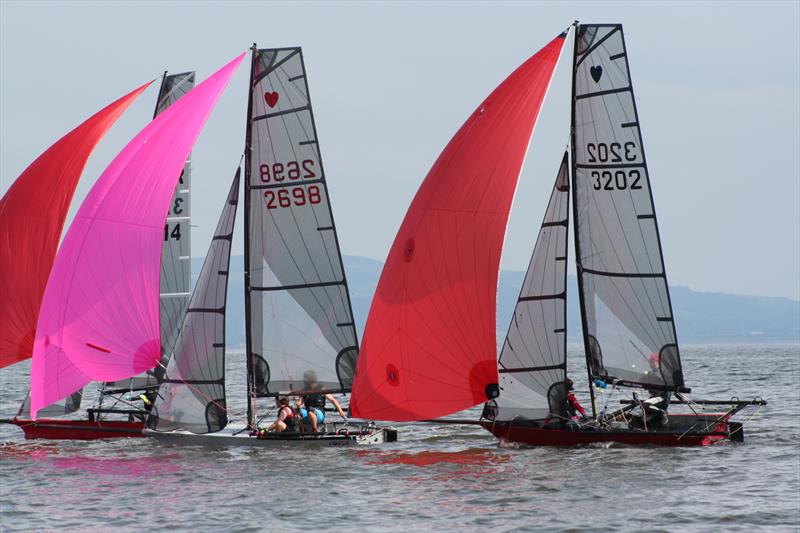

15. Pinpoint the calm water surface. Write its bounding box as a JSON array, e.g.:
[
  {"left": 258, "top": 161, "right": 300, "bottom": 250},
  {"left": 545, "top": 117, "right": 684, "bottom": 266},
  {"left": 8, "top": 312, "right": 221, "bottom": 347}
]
[{"left": 1, "top": 345, "right": 798, "bottom": 532}]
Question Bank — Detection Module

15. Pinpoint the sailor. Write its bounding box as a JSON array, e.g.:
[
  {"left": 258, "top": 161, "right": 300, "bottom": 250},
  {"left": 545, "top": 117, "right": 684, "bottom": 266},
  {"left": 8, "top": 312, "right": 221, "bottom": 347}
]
[
  {"left": 295, "top": 370, "right": 347, "bottom": 432},
  {"left": 566, "top": 379, "right": 587, "bottom": 420},
  {"left": 264, "top": 396, "right": 297, "bottom": 433}
]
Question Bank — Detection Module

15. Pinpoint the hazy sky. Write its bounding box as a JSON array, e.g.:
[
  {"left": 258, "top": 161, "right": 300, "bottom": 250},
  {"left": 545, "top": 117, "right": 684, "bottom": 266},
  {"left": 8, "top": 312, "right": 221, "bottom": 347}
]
[{"left": 1, "top": 1, "right": 798, "bottom": 300}]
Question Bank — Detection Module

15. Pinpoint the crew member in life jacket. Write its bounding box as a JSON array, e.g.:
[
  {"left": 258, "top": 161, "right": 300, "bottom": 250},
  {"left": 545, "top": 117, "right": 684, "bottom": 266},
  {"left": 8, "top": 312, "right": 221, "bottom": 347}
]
[
  {"left": 295, "top": 370, "right": 347, "bottom": 432},
  {"left": 264, "top": 396, "right": 297, "bottom": 433},
  {"left": 566, "top": 379, "right": 587, "bottom": 421}
]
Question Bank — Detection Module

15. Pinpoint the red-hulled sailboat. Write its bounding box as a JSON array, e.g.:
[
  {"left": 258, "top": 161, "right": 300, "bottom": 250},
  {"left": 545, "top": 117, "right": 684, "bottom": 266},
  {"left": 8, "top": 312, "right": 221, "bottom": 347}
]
[
  {"left": 350, "top": 23, "right": 765, "bottom": 446},
  {"left": 3, "top": 57, "right": 243, "bottom": 439}
]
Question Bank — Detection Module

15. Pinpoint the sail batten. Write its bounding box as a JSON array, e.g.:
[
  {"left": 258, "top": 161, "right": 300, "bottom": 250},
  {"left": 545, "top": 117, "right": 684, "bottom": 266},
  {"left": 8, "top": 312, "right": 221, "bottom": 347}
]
[
  {"left": 29, "top": 53, "right": 245, "bottom": 418},
  {"left": 350, "top": 35, "right": 567, "bottom": 422},
  {"left": 0, "top": 82, "right": 150, "bottom": 369},
  {"left": 571, "top": 24, "right": 686, "bottom": 392}
]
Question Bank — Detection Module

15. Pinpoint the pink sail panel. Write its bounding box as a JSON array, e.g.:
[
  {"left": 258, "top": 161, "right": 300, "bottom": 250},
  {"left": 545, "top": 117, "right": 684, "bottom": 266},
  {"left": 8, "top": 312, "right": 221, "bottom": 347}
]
[
  {"left": 350, "top": 35, "right": 566, "bottom": 422},
  {"left": 30, "top": 53, "right": 245, "bottom": 418},
  {"left": 0, "top": 83, "right": 150, "bottom": 369}
]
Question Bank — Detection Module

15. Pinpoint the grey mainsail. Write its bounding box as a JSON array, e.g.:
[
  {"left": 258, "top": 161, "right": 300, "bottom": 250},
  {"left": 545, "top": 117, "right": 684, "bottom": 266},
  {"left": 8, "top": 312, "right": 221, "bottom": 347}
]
[
  {"left": 151, "top": 169, "right": 240, "bottom": 433},
  {"left": 571, "top": 24, "right": 685, "bottom": 391},
  {"left": 244, "top": 47, "right": 358, "bottom": 409},
  {"left": 157, "top": 71, "right": 196, "bottom": 365},
  {"left": 492, "top": 153, "right": 570, "bottom": 422}
]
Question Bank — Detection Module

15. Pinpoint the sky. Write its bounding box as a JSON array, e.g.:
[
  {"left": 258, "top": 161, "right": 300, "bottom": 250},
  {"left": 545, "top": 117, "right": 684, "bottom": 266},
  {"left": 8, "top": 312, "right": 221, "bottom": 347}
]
[{"left": 1, "top": 1, "right": 798, "bottom": 300}]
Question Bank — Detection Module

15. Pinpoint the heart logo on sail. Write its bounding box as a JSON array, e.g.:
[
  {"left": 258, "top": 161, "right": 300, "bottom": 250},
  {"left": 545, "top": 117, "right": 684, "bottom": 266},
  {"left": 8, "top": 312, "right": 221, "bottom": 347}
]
[
  {"left": 590, "top": 65, "right": 603, "bottom": 83},
  {"left": 264, "top": 92, "right": 279, "bottom": 108}
]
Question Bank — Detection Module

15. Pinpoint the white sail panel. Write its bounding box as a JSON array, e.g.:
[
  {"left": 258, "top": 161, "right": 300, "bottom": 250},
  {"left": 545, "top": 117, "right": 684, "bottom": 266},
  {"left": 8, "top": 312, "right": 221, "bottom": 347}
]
[
  {"left": 572, "top": 24, "right": 684, "bottom": 390},
  {"left": 246, "top": 48, "right": 358, "bottom": 396},
  {"left": 151, "top": 170, "right": 239, "bottom": 434},
  {"left": 491, "top": 153, "right": 570, "bottom": 422}
]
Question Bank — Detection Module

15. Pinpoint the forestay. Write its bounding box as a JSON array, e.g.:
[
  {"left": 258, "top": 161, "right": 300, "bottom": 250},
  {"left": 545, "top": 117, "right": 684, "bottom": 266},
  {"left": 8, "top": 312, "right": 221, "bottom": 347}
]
[
  {"left": 151, "top": 170, "right": 239, "bottom": 434},
  {"left": 245, "top": 47, "right": 358, "bottom": 397},
  {"left": 491, "top": 153, "right": 570, "bottom": 422},
  {"left": 571, "top": 24, "right": 685, "bottom": 390}
]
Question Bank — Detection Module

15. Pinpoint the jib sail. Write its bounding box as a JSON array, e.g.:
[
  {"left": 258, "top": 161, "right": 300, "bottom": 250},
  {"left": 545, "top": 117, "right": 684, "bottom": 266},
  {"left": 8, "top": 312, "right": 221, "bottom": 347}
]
[
  {"left": 151, "top": 170, "right": 239, "bottom": 433},
  {"left": 571, "top": 24, "right": 685, "bottom": 391},
  {"left": 490, "top": 153, "right": 570, "bottom": 422},
  {"left": 244, "top": 47, "right": 358, "bottom": 412}
]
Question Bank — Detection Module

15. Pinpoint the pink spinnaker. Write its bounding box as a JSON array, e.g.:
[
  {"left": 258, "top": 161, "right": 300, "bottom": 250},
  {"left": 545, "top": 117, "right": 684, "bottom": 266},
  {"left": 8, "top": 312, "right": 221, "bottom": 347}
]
[{"left": 30, "top": 53, "right": 245, "bottom": 418}]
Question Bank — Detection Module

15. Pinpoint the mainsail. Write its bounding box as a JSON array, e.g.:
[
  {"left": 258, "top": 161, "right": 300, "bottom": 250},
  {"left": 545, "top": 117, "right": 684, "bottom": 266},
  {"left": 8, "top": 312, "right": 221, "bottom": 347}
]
[
  {"left": 157, "top": 71, "right": 196, "bottom": 364},
  {"left": 151, "top": 169, "right": 240, "bottom": 434},
  {"left": 244, "top": 46, "right": 358, "bottom": 410},
  {"left": 571, "top": 24, "right": 685, "bottom": 391},
  {"left": 0, "top": 82, "right": 150, "bottom": 369},
  {"left": 30, "top": 53, "right": 245, "bottom": 418},
  {"left": 350, "top": 34, "right": 568, "bottom": 422},
  {"left": 491, "top": 153, "right": 570, "bottom": 422}
]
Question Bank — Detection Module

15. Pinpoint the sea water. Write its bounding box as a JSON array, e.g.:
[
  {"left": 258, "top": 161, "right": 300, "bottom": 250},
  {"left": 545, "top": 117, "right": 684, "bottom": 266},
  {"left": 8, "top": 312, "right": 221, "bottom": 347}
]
[{"left": 1, "top": 344, "right": 798, "bottom": 532}]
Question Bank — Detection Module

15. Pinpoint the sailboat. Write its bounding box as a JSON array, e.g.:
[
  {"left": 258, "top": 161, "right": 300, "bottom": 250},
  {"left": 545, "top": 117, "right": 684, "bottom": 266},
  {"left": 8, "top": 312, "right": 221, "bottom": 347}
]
[
  {"left": 143, "top": 45, "right": 394, "bottom": 446},
  {"left": 4, "top": 54, "right": 245, "bottom": 438},
  {"left": 4, "top": 71, "right": 196, "bottom": 440},
  {"left": 350, "top": 23, "right": 765, "bottom": 446}
]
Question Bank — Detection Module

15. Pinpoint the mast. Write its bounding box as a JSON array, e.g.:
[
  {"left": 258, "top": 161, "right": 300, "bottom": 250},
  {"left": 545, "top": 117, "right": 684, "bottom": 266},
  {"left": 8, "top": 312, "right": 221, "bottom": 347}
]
[
  {"left": 244, "top": 44, "right": 257, "bottom": 429},
  {"left": 569, "top": 21, "right": 598, "bottom": 418}
]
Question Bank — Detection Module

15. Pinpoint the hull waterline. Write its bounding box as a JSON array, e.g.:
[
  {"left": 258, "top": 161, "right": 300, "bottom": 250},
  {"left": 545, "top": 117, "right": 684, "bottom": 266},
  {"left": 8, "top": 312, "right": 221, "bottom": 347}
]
[
  {"left": 8, "top": 418, "right": 145, "bottom": 440},
  {"left": 482, "top": 415, "right": 742, "bottom": 447},
  {"left": 144, "top": 423, "right": 397, "bottom": 448}
]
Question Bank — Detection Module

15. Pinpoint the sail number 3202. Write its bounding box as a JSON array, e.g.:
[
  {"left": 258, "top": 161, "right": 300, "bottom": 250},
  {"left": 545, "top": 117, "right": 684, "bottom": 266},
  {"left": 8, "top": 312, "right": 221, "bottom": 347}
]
[{"left": 591, "top": 170, "right": 642, "bottom": 190}]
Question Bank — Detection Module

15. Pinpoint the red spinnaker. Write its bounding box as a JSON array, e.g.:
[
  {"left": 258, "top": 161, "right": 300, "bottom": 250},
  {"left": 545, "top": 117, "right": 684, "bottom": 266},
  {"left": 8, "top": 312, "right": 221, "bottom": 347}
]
[
  {"left": 350, "top": 35, "right": 566, "bottom": 421},
  {"left": 0, "top": 82, "right": 151, "bottom": 368}
]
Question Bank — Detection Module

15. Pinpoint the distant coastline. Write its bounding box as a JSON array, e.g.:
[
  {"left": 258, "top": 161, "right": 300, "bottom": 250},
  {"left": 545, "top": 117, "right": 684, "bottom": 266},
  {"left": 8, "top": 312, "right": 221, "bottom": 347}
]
[{"left": 197, "top": 255, "right": 800, "bottom": 347}]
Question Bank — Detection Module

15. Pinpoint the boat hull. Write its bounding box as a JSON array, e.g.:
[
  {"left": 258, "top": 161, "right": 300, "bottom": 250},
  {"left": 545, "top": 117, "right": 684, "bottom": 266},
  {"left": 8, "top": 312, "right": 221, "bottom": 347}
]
[
  {"left": 144, "top": 424, "right": 397, "bottom": 448},
  {"left": 482, "top": 415, "right": 740, "bottom": 447},
  {"left": 10, "top": 418, "right": 145, "bottom": 440}
]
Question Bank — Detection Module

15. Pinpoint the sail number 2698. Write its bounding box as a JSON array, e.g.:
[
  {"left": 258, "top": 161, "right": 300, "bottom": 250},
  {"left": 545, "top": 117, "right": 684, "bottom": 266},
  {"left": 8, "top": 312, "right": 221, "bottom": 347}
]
[
  {"left": 259, "top": 160, "right": 316, "bottom": 182},
  {"left": 264, "top": 186, "right": 322, "bottom": 209}
]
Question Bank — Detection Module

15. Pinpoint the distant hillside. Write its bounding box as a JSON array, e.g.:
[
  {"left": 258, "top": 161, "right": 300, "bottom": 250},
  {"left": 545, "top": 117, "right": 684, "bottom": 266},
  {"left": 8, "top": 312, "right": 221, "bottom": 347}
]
[{"left": 196, "top": 255, "right": 800, "bottom": 348}]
